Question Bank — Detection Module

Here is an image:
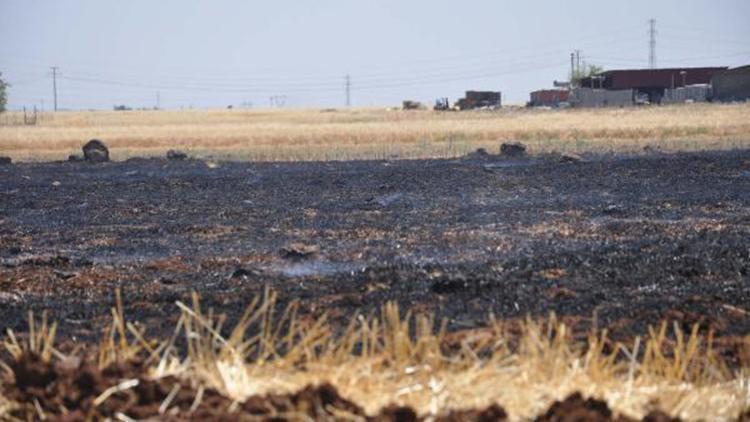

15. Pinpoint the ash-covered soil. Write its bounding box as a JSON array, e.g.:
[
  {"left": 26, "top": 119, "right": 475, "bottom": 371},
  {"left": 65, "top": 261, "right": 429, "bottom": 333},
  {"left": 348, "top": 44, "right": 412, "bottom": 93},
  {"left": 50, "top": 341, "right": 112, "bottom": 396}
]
[{"left": 1, "top": 150, "right": 750, "bottom": 352}]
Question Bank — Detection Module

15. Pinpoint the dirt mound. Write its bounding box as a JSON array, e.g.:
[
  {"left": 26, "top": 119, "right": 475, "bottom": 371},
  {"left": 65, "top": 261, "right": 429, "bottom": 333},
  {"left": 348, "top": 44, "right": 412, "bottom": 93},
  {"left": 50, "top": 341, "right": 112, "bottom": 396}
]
[
  {"left": 2, "top": 353, "right": 690, "bottom": 421},
  {"left": 3, "top": 352, "right": 366, "bottom": 420},
  {"left": 82, "top": 139, "right": 109, "bottom": 163},
  {"left": 534, "top": 392, "right": 629, "bottom": 422},
  {"left": 500, "top": 142, "right": 526, "bottom": 157}
]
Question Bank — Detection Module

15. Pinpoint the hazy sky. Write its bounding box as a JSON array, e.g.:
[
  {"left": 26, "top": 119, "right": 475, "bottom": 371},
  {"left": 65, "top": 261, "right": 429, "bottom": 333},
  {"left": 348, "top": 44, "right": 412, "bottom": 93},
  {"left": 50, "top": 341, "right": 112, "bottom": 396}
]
[{"left": 1, "top": 0, "right": 749, "bottom": 110}]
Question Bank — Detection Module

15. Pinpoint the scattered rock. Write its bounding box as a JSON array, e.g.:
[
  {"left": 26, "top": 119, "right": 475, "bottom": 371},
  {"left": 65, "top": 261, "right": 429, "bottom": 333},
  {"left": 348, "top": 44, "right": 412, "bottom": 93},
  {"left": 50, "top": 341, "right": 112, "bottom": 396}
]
[
  {"left": 68, "top": 154, "right": 84, "bottom": 162},
  {"left": 560, "top": 152, "right": 583, "bottom": 163},
  {"left": 157, "top": 276, "right": 176, "bottom": 285},
  {"left": 82, "top": 139, "right": 109, "bottom": 163},
  {"left": 0, "top": 156, "right": 11, "bottom": 165},
  {"left": 229, "top": 267, "right": 263, "bottom": 279},
  {"left": 166, "top": 149, "right": 188, "bottom": 160},
  {"left": 602, "top": 204, "right": 626, "bottom": 216},
  {"left": 53, "top": 269, "right": 78, "bottom": 280},
  {"left": 0, "top": 292, "right": 23, "bottom": 304},
  {"left": 500, "top": 142, "right": 527, "bottom": 158},
  {"left": 464, "top": 148, "right": 492, "bottom": 160},
  {"left": 279, "top": 242, "right": 320, "bottom": 260}
]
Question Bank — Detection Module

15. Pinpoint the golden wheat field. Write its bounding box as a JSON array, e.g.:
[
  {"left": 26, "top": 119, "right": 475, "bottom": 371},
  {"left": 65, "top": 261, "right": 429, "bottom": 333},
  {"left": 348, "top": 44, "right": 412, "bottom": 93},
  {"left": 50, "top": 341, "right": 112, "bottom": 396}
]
[{"left": 1, "top": 103, "right": 749, "bottom": 162}]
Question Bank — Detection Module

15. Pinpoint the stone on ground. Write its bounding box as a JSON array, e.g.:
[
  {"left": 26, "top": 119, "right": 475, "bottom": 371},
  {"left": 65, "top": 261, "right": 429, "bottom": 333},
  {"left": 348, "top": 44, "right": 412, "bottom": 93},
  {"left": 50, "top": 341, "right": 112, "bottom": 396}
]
[{"left": 166, "top": 149, "right": 188, "bottom": 160}]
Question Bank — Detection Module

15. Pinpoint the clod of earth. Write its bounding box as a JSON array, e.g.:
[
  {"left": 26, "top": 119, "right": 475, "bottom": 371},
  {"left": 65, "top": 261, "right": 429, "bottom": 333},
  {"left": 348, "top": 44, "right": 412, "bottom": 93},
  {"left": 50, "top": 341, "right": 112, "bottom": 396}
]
[
  {"left": 166, "top": 149, "right": 188, "bottom": 160},
  {"left": 279, "top": 242, "right": 320, "bottom": 260},
  {"left": 0, "top": 155, "right": 11, "bottom": 165},
  {"left": 82, "top": 139, "right": 109, "bottom": 163},
  {"left": 500, "top": 142, "right": 527, "bottom": 157},
  {"left": 229, "top": 266, "right": 263, "bottom": 279},
  {"left": 68, "top": 154, "right": 84, "bottom": 162}
]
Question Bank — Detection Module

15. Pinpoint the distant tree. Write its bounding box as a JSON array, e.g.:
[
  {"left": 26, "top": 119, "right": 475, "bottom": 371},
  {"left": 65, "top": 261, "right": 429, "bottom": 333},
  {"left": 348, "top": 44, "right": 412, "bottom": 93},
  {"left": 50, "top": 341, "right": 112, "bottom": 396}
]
[
  {"left": 571, "top": 64, "right": 604, "bottom": 87},
  {"left": 0, "top": 72, "right": 9, "bottom": 113}
]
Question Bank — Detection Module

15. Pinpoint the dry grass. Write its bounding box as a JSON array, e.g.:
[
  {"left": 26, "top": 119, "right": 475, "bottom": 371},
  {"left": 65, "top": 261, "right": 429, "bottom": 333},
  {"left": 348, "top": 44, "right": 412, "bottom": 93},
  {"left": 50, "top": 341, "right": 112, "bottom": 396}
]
[
  {"left": 1, "top": 103, "right": 749, "bottom": 162},
  {"left": 2, "top": 290, "right": 749, "bottom": 420}
]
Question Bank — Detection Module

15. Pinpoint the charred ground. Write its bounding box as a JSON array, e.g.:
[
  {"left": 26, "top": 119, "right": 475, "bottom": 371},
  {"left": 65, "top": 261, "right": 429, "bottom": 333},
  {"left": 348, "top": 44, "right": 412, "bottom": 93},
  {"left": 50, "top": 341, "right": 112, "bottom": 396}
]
[{"left": 1, "top": 149, "right": 750, "bottom": 353}]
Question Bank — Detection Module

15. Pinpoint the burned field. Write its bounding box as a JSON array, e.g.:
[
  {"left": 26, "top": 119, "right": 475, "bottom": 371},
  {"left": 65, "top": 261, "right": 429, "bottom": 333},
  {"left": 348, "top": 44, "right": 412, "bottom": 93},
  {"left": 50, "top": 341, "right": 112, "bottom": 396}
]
[
  {"left": 1, "top": 149, "right": 750, "bottom": 347},
  {"left": 1, "top": 149, "right": 750, "bottom": 419}
]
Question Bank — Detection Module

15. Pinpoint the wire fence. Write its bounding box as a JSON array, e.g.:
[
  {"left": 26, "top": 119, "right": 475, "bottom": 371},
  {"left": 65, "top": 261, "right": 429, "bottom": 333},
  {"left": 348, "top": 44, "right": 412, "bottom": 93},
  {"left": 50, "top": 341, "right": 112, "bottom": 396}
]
[{"left": 0, "top": 108, "right": 53, "bottom": 126}]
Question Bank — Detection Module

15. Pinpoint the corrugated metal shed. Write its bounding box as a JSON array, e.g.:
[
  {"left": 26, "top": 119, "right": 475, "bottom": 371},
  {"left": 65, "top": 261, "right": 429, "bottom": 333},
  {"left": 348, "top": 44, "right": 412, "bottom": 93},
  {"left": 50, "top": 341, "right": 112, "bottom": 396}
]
[
  {"left": 712, "top": 65, "right": 750, "bottom": 102},
  {"left": 581, "top": 67, "right": 728, "bottom": 90}
]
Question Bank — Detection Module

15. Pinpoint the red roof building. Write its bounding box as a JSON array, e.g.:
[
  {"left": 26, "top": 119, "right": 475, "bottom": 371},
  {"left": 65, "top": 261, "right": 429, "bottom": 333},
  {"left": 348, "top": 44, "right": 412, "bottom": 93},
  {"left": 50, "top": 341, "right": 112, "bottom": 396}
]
[{"left": 529, "top": 89, "right": 570, "bottom": 107}]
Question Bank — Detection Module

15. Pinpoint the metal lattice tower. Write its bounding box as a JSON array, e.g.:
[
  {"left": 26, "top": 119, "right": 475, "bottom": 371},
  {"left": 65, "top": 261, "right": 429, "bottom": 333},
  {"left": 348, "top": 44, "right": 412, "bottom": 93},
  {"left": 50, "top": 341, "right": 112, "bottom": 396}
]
[{"left": 648, "top": 19, "right": 657, "bottom": 69}]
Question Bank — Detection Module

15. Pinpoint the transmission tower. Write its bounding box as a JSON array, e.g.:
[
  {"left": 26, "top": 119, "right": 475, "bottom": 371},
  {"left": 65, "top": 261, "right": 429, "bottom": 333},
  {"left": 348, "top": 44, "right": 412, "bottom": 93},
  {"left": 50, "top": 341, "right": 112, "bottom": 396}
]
[{"left": 648, "top": 19, "right": 657, "bottom": 69}]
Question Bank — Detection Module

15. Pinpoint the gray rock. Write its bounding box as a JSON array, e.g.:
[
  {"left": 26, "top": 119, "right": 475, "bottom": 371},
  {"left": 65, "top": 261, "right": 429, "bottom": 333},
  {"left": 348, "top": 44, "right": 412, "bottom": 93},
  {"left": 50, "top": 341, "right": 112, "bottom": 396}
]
[
  {"left": 0, "top": 156, "right": 11, "bottom": 165},
  {"left": 500, "top": 142, "right": 527, "bottom": 158},
  {"left": 166, "top": 149, "right": 188, "bottom": 160},
  {"left": 82, "top": 139, "right": 109, "bottom": 163}
]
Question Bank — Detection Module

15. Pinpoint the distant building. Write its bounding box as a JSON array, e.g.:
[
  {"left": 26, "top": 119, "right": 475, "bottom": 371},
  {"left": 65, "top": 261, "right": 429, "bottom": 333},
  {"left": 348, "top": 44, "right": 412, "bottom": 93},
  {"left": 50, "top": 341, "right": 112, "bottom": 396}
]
[
  {"left": 568, "top": 88, "right": 633, "bottom": 108},
  {"left": 662, "top": 85, "right": 712, "bottom": 104},
  {"left": 712, "top": 65, "right": 750, "bottom": 102},
  {"left": 402, "top": 100, "right": 424, "bottom": 110},
  {"left": 455, "top": 91, "right": 501, "bottom": 110},
  {"left": 579, "top": 67, "right": 728, "bottom": 103},
  {"left": 529, "top": 89, "right": 569, "bottom": 107}
]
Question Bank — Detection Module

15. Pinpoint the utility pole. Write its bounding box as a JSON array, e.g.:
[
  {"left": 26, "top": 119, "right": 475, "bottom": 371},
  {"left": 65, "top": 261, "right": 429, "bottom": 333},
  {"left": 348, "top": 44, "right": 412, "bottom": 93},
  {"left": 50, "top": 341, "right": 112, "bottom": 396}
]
[
  {"left": 156, "top": 91, "right": 161, "bottom": 109},
  {"left": 51, "top": 66, "right": 59, "bottom": 111},
  {"left": 345, "top": 74, "right": 351, "bottom": 107},
  {"left": 575, "top": 50, "right": 581, "bottom": 76},
  {"left": 570, "top": 52, "right": 575, "bottom": 85},
  {"left": 648, "top": 19, "right": 657, "bottom": 69}
]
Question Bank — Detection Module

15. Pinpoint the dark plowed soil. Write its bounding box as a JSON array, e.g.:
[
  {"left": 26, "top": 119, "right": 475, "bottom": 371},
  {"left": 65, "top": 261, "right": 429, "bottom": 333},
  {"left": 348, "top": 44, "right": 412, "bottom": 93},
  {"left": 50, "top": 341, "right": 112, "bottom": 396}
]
[
  {"left": 1, "top": 150, "right": 750, "bottom": 354},
  {"left": 3, "top": 351, "right": 685, "bottom": 421}
]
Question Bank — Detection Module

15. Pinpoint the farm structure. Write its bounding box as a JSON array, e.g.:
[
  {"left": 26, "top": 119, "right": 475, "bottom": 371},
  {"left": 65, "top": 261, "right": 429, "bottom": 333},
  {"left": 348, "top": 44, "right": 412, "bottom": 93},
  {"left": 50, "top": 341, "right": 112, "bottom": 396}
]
[
  {"left": 528, "top": 89, "right": 569, "bottom": 107},
  {"left": 455, "top": 91, "right": 502, "bottom": 110},
  {"left": 712, "top": 65, "right": 750, "bottom": 102},
  {"left": 662, "top": 84, "right": 712, "bottom": 104},
  {"left": 579, "top": 67, "right": 727, "bottom": 104},
  {"left": 568, "top": 88, "right": 633, "bottom": 108}
]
